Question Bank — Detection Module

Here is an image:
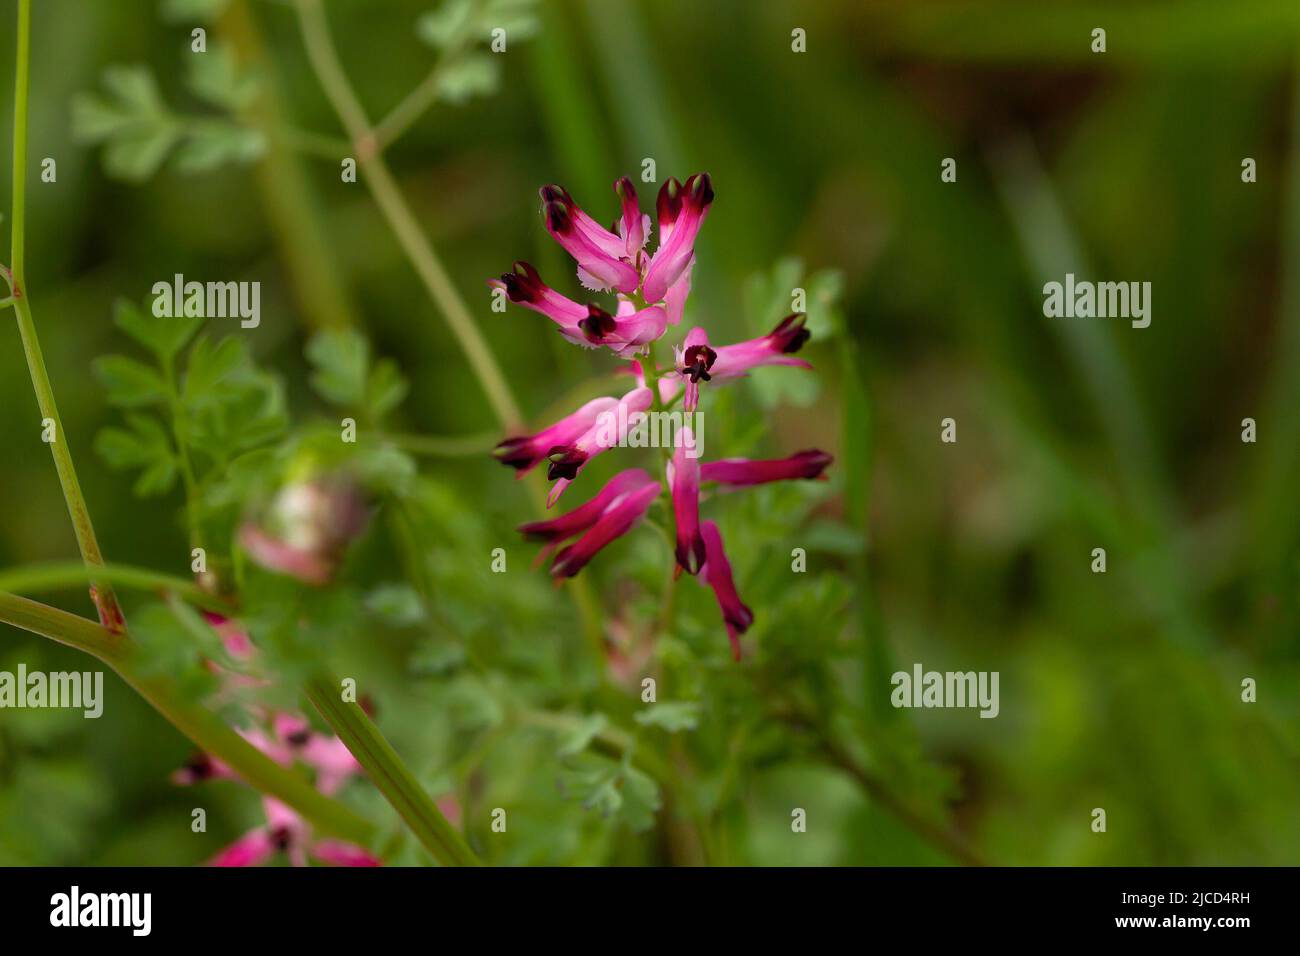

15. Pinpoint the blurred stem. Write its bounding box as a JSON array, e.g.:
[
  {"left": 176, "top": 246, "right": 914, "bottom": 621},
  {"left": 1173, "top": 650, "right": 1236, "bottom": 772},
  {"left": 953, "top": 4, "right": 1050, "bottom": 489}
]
[
  {"left": 817, "top": 732, "right": 986, "bottom": 868},
  {"left": 294, "top": 0, "right": 522, "bottom": 428},
  {"left": 218, "top": 0, "right": 357, "bottom": 331},
  {"left": 8, "top": 0, "right": 123, "bottom": 634},
  {"left": 305, "top": 675, "right": 481, "bottom": 866},
  {"left": 293, "top": 0, "right": 608, "bottom": 676},
  {"left": 0, "top": 561, "right": 231, "bottom": 613},
  {"left": 0, "top": 592, "right": 375, "bottom": 846},
  {"left": 372, "top": 52, "right": 463, "bottom": 152}
]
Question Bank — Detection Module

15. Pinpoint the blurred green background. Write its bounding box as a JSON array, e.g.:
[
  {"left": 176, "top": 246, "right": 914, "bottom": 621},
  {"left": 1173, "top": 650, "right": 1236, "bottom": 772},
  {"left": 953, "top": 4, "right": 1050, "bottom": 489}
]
[{"left": 1, "top": 0, "right": 1298, "bottom": 866}]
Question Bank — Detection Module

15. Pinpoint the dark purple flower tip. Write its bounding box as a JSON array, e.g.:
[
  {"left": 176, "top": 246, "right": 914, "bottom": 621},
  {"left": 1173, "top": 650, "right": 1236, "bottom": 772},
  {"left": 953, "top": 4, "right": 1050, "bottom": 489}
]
[
  {"left": 657, "top": 177, "right": 683, "bottom": 228},
  {"left": 791, "top": 449, "right": 834, "bottom": 479},
  {"left": 179, "top": 752, "right": 216, "bottom": 783},
  {"left": 684, "top": 172, "right": 715, "bottom": 210},
  {"left": 500, "top": 261, "right": 544, "bottom": 303},
  {"left": 771, "top": 313, "right": 811, "bottom": 354},
  {"left": 675, "top": 536, "right": 708, "bottom": 576},
  {"left": 682, "top": 343, "right": 717, "bottom": 382},
  {"left": 546, "top": 446, "right": 588, "bottom": 481},
  {"left": 493, "top": 436, "right": 536, "bottom": 470},
  {"left": 544, "top": 200, "right": 573, "bottom": 235},
  {"left": 540, "top": 184, "right": 573, "bottom": 206},
  {"left": 614, "top": 176, "right": 638, "bottom": 204},
  {"left": 579, "top": 305, "right": 618, "bottom": 342}
]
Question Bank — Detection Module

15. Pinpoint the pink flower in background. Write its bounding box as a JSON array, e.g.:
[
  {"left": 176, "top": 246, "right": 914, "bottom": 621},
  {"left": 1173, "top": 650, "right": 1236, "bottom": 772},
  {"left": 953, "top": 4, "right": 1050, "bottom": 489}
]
[
  {"left": 493, "top": 173, "right": 831, "bottom": 657},
  {"left": 209, "top": 797, "right": 380, "bottom": 868},
  {"left": 238, "top": 479, "right": 370, "bottom": 586},
  {"left": 175, "top": 614, "right": 378, "bottom": 864}
]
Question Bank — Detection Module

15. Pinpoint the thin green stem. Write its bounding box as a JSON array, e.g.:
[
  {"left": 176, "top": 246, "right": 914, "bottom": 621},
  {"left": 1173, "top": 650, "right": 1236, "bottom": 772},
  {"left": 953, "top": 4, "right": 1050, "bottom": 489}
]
[
  {"left": 305, "top": 675, "right": 481, "bottom": 866},
  {"left": 372, "top": 59, "right": 455, "bottom": 152},
  {"left": 0, "top": 593, "right": 374, "bottom": 845},
  {"left": 0, "top": 294, "right": 15, "bottom": 309},
  {"left": 9, "top": 0, "right": 123, "bottom": 633},
  {"left": 0, "top": 560, "right": 231, "bottom": 612},
  {"left": 294, "top": 0, "right": 522, "bottom": 429}
]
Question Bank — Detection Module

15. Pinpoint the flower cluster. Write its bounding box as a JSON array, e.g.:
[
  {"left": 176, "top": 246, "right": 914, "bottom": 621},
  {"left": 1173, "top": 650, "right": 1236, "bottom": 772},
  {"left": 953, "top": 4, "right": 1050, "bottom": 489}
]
[{"left": 492, "top": 174, "right": 832, "bottom": 659}]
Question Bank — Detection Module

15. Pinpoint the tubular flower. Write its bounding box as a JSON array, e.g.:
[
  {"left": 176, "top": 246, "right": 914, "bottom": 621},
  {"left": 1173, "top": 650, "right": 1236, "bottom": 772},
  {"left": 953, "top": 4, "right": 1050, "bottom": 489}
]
[
  {"left": 699, "top": 521, "right": 755, "bottom": 661},
  {"left": 544, "top": 385, "right": 653, "bottom": 506},
  {"left": 667, "top": 428, "right": 705, "bottom": 575},
  {"left": 709, "top": 314, "right": 813, "bottom": 380},
  {"left": 494, "top": 172, "right": 832, "bottom": 658},
  {"left": 701, "top": 450, "right": 833, "bottom": 487},
  {"left": 494, "top": 396, "right": 620, "bottom": 475}
]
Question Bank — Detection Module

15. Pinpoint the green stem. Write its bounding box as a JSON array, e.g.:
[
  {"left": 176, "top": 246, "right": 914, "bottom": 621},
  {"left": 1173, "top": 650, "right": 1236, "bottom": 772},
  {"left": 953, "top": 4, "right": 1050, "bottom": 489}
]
[
  {"left": 0, "top": 593, "right": 374, "bottom": 846},
  {"left": 9, "top": 0, "right": 123, "bottom": 634},
  {"left": 0, "top": 560, "right": 231, "bottom": 612},
  {"left": 305, "top": 675, "right": 481, "bottom": 866},
  {"left": 294, "top": 0, "right": 522, "bottom": 429},
  {"left": 371, "top": 59, "right": 456, "bottom": 152}
]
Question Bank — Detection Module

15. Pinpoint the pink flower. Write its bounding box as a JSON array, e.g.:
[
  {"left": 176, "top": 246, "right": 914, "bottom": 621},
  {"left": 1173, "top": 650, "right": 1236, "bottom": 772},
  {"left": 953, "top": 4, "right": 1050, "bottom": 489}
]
[
  {"left": 494, "top": 396, "right": 619, "bottom": 474},
  {"left": 709, "top": 314, "right": 812, "bottom": 380},
  {"left": 544, "top": 386, "right": 653, "bottom": 506},
  {"left": 699, "top": 521, "right": 754, "bottom": 661},
  {"left": 239, "top": 479, "right": 369, "bottom": 586},
  {"left": 542, "top": 184, "right": 642, "bottom": 293},
  {"left": 494, "top": 174, "right": 713, "bottom": 354},
  {"left": 518, "top": 468, "right": 660, "bottom": 579},
  {"left": 674, "top": 327, "right": 717, "bottom": 413},
  {"left": 642, "top": 174, "right": 713, "bottom": 304},
  {"left": 209, "top": 797, "right": 380, "bottom": 868},
  {"left": 490, "top": 260, "right": 588, "bottom": 330},
  {"left": 519, "top": 468, "right": 656, "bottom": 562},
  {"left": 667, "top": 429, "right": 705, "bottom": 575},
  {"left": 271, "top": 713, "right": 363, "bottom": 796},
  {"left": 701, "top": 450, "right": 834, "bottom": 487},
  {"left": 497, "top": 172, "right": 831, "bottom": 659}
]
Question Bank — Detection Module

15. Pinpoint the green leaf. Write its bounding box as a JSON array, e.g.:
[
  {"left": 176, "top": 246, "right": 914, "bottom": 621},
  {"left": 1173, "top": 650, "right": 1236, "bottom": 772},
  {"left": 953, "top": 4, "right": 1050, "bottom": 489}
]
[
  {"left": 364, "top": 584, "right": 427, "bottom": 626},
  {"left": 367, "top": 359, "right": 410, "bottom": 419},
  {"left": 187, "top": 44, "right": 259, "bottom": 111},
  {"left": 92, "top": 355, "right": 168, "bottom": 407},
  {"left": 436, "top": 53, "right": 500, "bottom": 104},
  {"left": 94, "top": 414, "right": 177, "bottom": 498},
  {"left": 173, "top": 124, "right": 264, "bottom": 173},
  {"left": 556, "top": 755, "right": 660, "bottom": 832},
  {"left": 306, "top": 329, "right": 370, "bottom": 408},
  {"left": 633, "top": 701, "right": 700, "bottom": 733},
  {"left": 113, "top": 298, "right": 202, "bottom": 361},
  {"left": 183, "top": 335, "right": 248, "bottom": 406},
  {"left": 555, "top": 713, "right": 607, "bottom": 758},
  {"left": 102, "top": 127, "right": 182, "bottom": 183},
  {"left": 417, "top": 0, "right": 475, "bottom": 50}
]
